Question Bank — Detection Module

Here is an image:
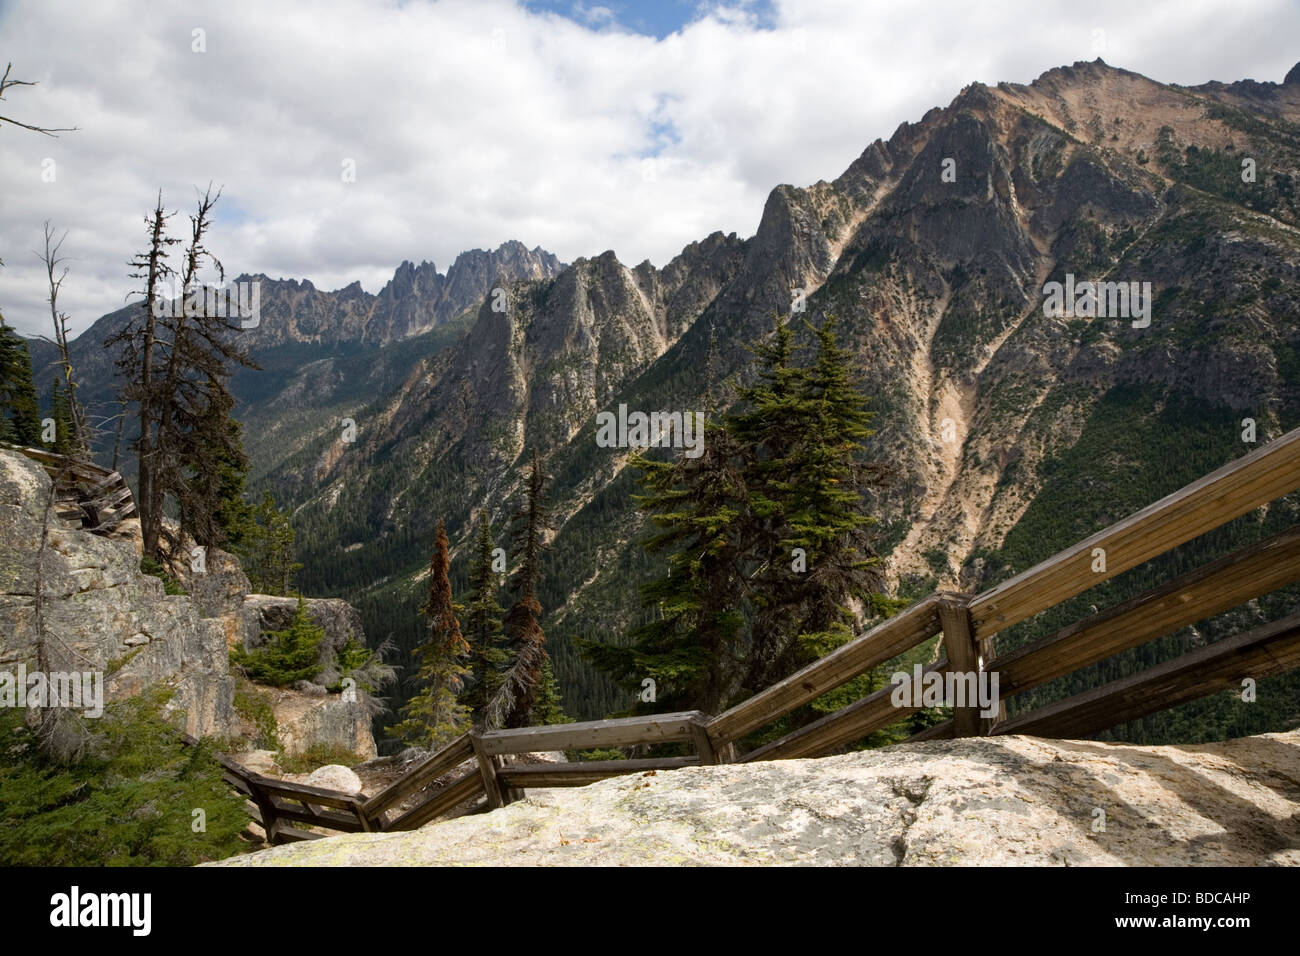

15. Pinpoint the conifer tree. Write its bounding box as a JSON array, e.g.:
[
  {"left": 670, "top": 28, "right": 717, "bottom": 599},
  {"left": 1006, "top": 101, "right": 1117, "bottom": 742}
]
[
  {"left": 109, "top": 187, "right": 256, "bottom": 562},
  {"left": 786, "top": 316, "right": 899, "bottom": 642},
  {"left": 182, "top": 391, "right": 253, "bottom": 550},
  {"left": 726, "top": 313, "right": 813, "bottom": 694},
  {"left": 581, "top": 421, "right": 749, "bottom": 715},
  {"left": 462, "top": 511, "right": 507, "bottom": 727},
  {"left": 39, "top": 223, "right": 88, "bottom": 457},
  {"left": 530, "top": 658, "right": 572, "bottom": 726},
  {"left": 0, "top": 314, "right": 41, "bottom": 445},
  {"left": 236, "top": 491, "right": 301, "bottom": 595},
  {"left": 230, "top": 595, "right": 325, "bottom": 687},
  {"left": 387, "top": 519, "right": 471, "bottom": 748},
  {"left": 734, "top": 314, "right": 901, "bottom": 704},
  {"left": 48, "top": 377, "right": 74, "bottom": 455},
  {"left": 487, "top": 449, "right": 551, "bottom": 729},
  {"left": 108, "top": 193, "right": 178, "bottom": 559}
]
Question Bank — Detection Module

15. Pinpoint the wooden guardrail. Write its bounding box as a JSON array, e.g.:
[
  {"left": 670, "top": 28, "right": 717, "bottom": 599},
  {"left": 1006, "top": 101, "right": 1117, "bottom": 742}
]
[{"left": 215, "top": 425, "right": 1300, "bottom": 843}]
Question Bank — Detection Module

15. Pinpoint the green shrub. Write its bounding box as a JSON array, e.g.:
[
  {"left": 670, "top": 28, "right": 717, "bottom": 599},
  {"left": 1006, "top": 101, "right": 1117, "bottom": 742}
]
[
  {"left": 230, "top": 595, "right": 324, "bottom": 687},
  {"left": 140, "top": 556, "right": 186, "bottom": 595},
  {"left": 0, "top": 687, "right": 250, "bottom": 866}
]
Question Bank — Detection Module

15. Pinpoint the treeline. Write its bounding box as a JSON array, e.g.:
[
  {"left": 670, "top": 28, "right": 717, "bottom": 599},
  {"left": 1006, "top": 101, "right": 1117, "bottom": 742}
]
[{"left": 383, "top": 450, "right": 570, "bottom": 751}]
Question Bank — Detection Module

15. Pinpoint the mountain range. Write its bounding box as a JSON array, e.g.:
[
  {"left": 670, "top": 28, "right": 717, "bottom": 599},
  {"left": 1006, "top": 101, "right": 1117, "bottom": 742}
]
[{"left": 37, "top": 58, "right": 1300, "bottom": 741}]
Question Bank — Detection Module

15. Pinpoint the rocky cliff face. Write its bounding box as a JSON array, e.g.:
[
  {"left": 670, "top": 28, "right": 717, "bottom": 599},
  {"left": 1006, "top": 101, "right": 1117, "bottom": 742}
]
[
  {"left": 207, "top": 728, "right": 1300, "bottom": 866},
  {"left": 0, "top": 450, "right": 236, "bottom": 737},
  {"left": 0, "top": 449, "right": 380, "bottom": 757}
]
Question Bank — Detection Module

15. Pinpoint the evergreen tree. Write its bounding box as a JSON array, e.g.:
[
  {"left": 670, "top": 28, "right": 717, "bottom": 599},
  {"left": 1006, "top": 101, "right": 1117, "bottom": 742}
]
[
  {"left": 109, "top": 187, "right": 257, "bottom": 562},
  {"left": 182, "top": 392, "right": 253, "bottom": 550},
  {"left": 581, "top": 421, "right": 750, "bottom": 715},
  {"left": 726, "top": 313, "right": 814, "bottom": 694},
  {"left": 235, "top": 492, "right": 301, "bottom": 596},
  {"left": 530, "top": 658, "right": 572, "bottom": 726},
  {"left": 777, "top": 315, "right": 901, "bottom": 673},
  {"left": 107, "top": 192, "right": 179, "bottom": 559},
  {"left": 230, "top": 595, "right": 325, "bottom": 687},
  {"left": 39, "top": 223, "right": 89, "bottom": 457},
  {"left": 387, "top": 519, "right": 471, "bottom": 748},
  {"left": 462, "top": 511, "right": 507, "bottom": 727},
  {"left": 48, "top": 377, "right": 74, "bottom": 455},
  {"left": 729, "top": 314, "right": 901, "bottom": 696},
  {"left": 0, "top": 314, "right": 41, "bottom": 446},
  {"left": 487, "top": 449, "right": 551, "bottom": 729}
]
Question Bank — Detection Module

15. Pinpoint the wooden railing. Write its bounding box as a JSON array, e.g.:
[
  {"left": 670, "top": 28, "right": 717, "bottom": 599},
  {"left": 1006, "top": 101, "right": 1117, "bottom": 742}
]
[
  {"left": 3, "top": 444, "right": 138, "bottom": 536},
  {"left": 219, "top": 425, "right": 1300, "bottom": 844}
]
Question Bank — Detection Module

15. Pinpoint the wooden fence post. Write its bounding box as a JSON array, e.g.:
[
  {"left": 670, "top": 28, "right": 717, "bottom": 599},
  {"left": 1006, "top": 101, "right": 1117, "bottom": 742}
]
[
  {"left": 938, "top": 596, "right": 990, "bottom": 737},
  {"left": 470, "top": 731, "right": 508, "bottom": 810},
  {"left": 690, "top": 717, "right": 718, "bottom": 765}
]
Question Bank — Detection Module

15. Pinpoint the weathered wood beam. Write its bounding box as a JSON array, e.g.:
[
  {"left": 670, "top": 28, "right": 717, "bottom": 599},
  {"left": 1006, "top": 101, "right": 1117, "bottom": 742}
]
[
  {"left": 470, "top": 731, "right": 507, "bottom": 810},
  {"left": 476, "top": 711, "right": 704, "bottom": 756},
  {"left": 496, "top": 756, "right": 699, "bottom": 788},
  {"left": 362, "top": 732, "right": 474, "bottom": 817},
  {"left": 384, "top": 771, "right": 485, "bottom": 831},
  {"left": 989, "top": 525, "right": 1300, "bottom": 699},
  {"left": 707, "top": 595, "right": 945, "bottom": 748},
  {"left": 938, "top": 596, "right": 983, "bottom": 737},
  {"left": 994, "top": 610, "right": 1300, "bottom": 738},
  {"left": 740, "top": 660, "right": 948, "bottom": 762},
  {"left": 970, "top": 427, "right": 1300, "bottom": 639}
]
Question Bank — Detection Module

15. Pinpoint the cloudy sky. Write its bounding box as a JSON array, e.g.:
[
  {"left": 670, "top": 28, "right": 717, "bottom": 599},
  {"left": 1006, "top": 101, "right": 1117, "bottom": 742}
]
[{"left": 0, "top": 0, "right": 1296, "bottom": 337}]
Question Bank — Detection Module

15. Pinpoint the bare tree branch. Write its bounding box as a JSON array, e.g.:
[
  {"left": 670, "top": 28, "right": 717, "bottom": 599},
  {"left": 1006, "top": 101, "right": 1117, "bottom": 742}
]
[{"left": 0, "top": 62, "right": 78, "bottom": 136}]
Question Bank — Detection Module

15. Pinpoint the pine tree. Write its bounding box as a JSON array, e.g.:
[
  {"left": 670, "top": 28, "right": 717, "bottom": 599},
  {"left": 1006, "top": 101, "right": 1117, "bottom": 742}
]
[
  {"left": 462, "top": 511, "right": 507, "bottom": 727},
  {"left": 109, "top": 187, "right": 257, "bottom": 562},
  {"left": 530, "top": 659, "right": 572, "bottom": 726},
  {"left": 235, "top": 492, "right": 301, "bottom": 596},
  {"left": 736, "top": 314, "right": 902, "bottom": 709},
  {"left": 39, "top": 223, "right": 88, "bottom": 457},
  {"left": 487, "top": 449, "right": 551, "bottom": 729},
  {"left": 107, "top": 192, "right": 179, "bottom": 560},
  {"left": 182, "top": 393, "right": 253, "bottom": 550},
  {"left": 48, "top": 377, "right": 74, "bottom": 455},
  {"left": 0, "top": 314, "right": 41, "bottom": 445},
  {"left": 230, "top": 595, "right": 325, "bottom": 686},
  {"left": 386, "top": 519, "right": 471, "bottom": 749},
  {"left": 581, "top": 421, "right": 750, "bottom": 715},
  {"left": 726, "top": 313, "right": 814, "bottom": 694},
  {"left": 786, "top": 316, "right": 900, "bottom": 643}
]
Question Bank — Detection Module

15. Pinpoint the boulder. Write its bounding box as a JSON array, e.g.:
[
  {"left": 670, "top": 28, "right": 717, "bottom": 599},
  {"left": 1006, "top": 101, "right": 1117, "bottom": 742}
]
[
  {"left": 270, "top": 686, "right": 378, "bottom": 760},
  {"left": 207, "top": 729, "right": 1300, "bottom": 867},
  {"left": 305, "top": 764, "right": 364, "bottom": 795}
]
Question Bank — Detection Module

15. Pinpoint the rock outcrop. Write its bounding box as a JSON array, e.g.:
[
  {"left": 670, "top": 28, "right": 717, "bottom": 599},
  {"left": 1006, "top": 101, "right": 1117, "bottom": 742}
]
[
  {"left": 0, "top": 450, "right": 236, "bottom": 737},
  {"left": 0, "top": 448, "right": 380, "bottom": 759},
  {"left": 208, "top": 729, "right": 1300, "bottom": 866},
  {"left": 264, "top": 685, "right": 378, "bottom": 760}
]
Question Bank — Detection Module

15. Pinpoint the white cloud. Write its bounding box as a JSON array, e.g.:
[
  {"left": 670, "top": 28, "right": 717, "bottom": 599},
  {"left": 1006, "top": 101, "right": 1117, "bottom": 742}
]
[{"left": 0, "top": 0, "right": 1294, "bottom": 337}]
